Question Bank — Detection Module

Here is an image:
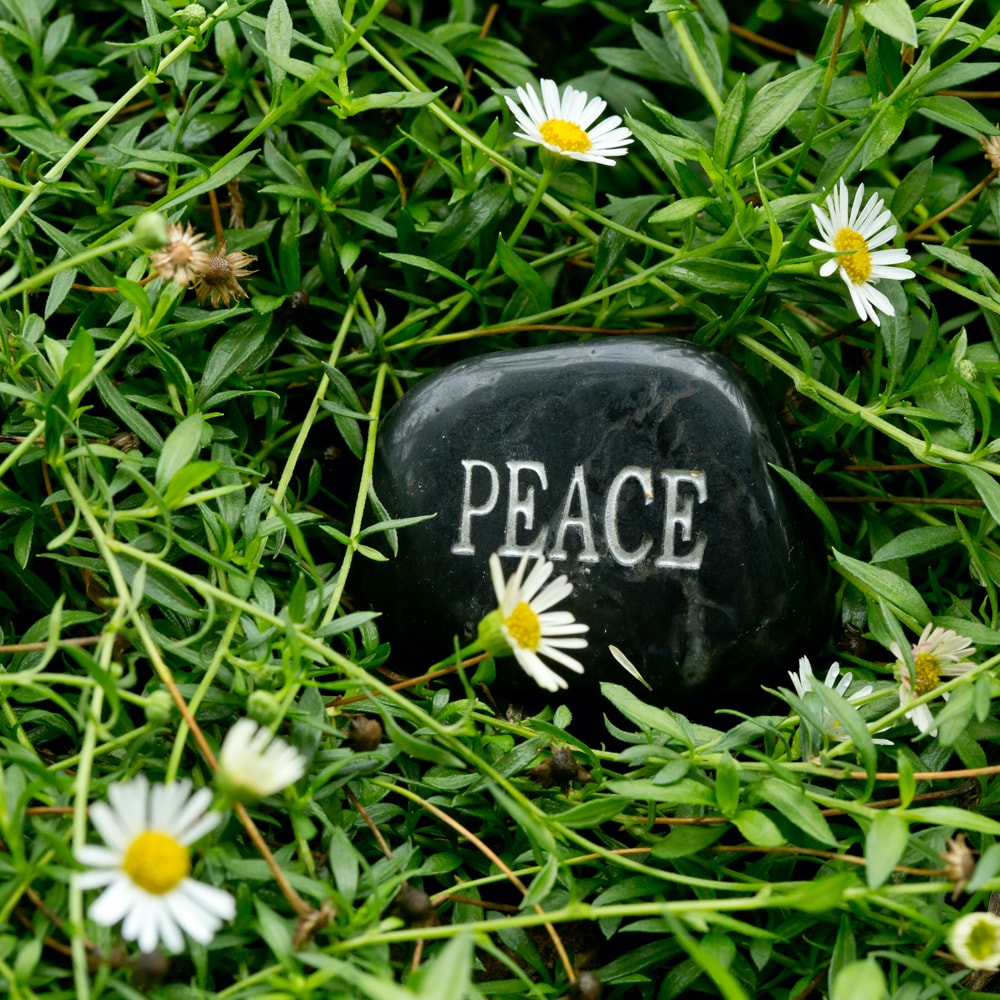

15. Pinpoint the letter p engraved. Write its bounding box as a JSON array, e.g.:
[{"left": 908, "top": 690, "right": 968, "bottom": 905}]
[{"left": 451, "top": 459, "right": 499, "bottom": 556}]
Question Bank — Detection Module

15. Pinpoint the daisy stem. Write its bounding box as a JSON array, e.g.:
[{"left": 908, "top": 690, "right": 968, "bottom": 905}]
[
  {"left": 783, "top": 0, "right": 851, "bottom": 195},
  {"left": 668, "top": 10, "right": 724, "bottom": 118}
]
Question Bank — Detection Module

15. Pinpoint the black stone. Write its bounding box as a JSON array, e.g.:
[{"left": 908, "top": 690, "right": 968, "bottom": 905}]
[{"left": 363, "top": 338, "right": 826, "bottom": 714}]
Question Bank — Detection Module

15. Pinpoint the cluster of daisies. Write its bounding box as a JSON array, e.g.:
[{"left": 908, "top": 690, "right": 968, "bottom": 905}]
[{"left": 502, "top": 79, "right": 913, "bottom": 328}]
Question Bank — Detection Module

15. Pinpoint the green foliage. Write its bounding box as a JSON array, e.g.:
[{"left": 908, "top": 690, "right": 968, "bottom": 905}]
[{"left": 3, "top": 0, "right": 1000, "bottom": 996}]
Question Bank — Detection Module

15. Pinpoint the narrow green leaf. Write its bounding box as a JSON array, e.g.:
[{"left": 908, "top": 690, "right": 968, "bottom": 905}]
[
  {"left": 832, "top": 550, "right": 930, "bottom": 624},
  {"left": 831, "top": 959, "right": 889, "bottom": 1000},
  {"left": 497, "top": 235, "right": 551, "bottom": 319},
  {"left": 265, "top": 0, "right": 292, "bottom": 97},
  {"left": 864, "top": 811, "right": 909, "bottom": 888},
  {"left": 759, "top": 778, "right": 836, "bottom": 846},
  {"left": 854, "top": 0, "right": 917, "bottom": 45},
  {"left": 155, "top": 414, "right": 204, "bottom": 494}
]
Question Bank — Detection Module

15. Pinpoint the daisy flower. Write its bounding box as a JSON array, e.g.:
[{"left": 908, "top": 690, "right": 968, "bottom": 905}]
[
  {"left": 890, "top": 624, "right": 976, "bottom": 736},
  {"left": 75, "top": 776, "right": 235, "bottom": 953},
  {"left": 949, "top": 911, "right": 1000, "bottom": 971},
  {"left": 809, "top": 178, "right": 914, "bottom": 327},
  {"left": 149, "top": 222, "right": 213, "bottom": 287},
  {"left": 478, "top": 552, "right": 589, "bottom": 692},
  {"left": 788, "top": 655, "right": 891, "bottom": 744},
  {"left": 504, "top": 79, "right": 633, "bottom": 166},
  {"left": 217, "top": 718, "right": 306, "bottom": 802}
]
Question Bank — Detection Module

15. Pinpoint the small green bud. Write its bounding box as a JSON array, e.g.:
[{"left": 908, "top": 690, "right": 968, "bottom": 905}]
[
  {"left": 143, "top": 689, "right": 174, "bottom": 725},
  {"left": 247, "top": 689, "right": 282, "bottom": 725},
  {"left": 132, "top": 211, "right": 169, "bottom": 250},
  {"left": 176, "top": 3, "right": 208, "bottom": 27}
]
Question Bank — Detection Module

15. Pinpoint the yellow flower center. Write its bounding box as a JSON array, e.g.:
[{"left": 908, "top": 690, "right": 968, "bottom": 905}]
[
  {"left": 122, "top": 831, "right": 190, "bottom": 895},
  {"left": 913, "top": 652, "right": 940, "bottom": 696},
  {"left": 504, "top": 601, "right": 541, "bottom": 651},
  {"left": 539, "top": 119, "right": 591, "bottom": 153},
  {"left": 968, "top": 919, "right": 998, "bottom": 962},
  {"left": 833, "top": 228, "right": 872, "bottom": 284}
]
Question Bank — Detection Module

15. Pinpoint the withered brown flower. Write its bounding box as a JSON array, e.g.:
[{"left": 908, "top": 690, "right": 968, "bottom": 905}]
[
  {"left": 940, "top": 833, "right": 977, "bottom": 900},
  {"left": 981, "top": 131, "right": 1000, "bottom": 172},
  {"left": 148, "top": 222, "right": 212, "bottom": 287},
  {"left": 528, "top": 746, "right": 594, "bottom": 790},
  {"left": 194, "top": 244, "right": 257, "bottom": 307}
]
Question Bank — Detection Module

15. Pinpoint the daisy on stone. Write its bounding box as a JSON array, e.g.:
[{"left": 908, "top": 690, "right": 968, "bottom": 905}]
[
  {"left": 809, "top": 178, "right": 914, "bottom": 327},
  {"left": 504, "top": 79, "right": 633, "bottom": 166},
  {"left": 890, "top": 624, "right": 976, "bottom": 735},
  {"left": 949, "top": 911, "right": 1000, "bottom": 971},
  {"left": 74, "top": 776, "right": 235, "bottom": 953},
  {"left": 217, "top": 717, "right": 306, "bottom": 803},
  {"left": 476, "top": 552, "right": 589, "bottom": 692},
  {"left": 788, "top": 655, "right": 891, "bottom": 745}
]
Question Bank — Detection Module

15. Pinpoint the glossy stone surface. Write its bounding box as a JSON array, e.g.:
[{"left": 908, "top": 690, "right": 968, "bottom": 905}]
[{"left": 364, "top": 338, "right": 826, "bottom": 713}]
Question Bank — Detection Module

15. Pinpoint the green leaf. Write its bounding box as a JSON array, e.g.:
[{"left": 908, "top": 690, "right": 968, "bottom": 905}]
[
  {"left": 854, "top": 0, "right": 917, "bottom": 45},
  {"left": 713, "top": 74, "right": 746, "bottom": 169},
  {"left": 963, "top": 466, "right": 1000, "bottom": 525},
  {"left": 414, "top": 931, "right": 473, "bottom": 1000},
  {"left": 520, "top": 854, "right": 559, "bottom": 909},
  {"left": 732, "top": 809, "right": 784, "bottom": 847},
  {"left": 305, "top": 0, "right": 343, "bottom": 47},
  {"left": 758, "top": 778, "right": 836, "bottom": 846},
  {"left": 871, "top": 526, "right": 961, "bottom": 562},
  {"left": 831, "top": 959, "right": 889, "bottom": 1000},
  {"left": 159, "top": 149, "right": 260, "bottom": 212},
  {"left": 265, "top": 0, "right": 292, "bottom": 97},
  {"left": 899, "top": 805, "right": 1000, "bottom": 835},
  {"left": 891, "top": 157, "right": 933, "bottom": 220},
  {"left": 554, "top": 797, "right": 629, "bottom": 829},
  {"left": 497, "top": 235, "right": 551, "bottom": 319},
  {"left": 715, "top": 752, "right": 740, "bottom": 818},
  {"left": 601, "top": 682, "right": 693, "bottom": 745},
  {"left": 379, "top": 710, "right": 465, "bottom": 770},
  {"left": 155, "top": 414, "right": 205, "bottom": 494},
  {"left": 604, "top": 778, "right": 715, "bottom": 807},
  {"left": 918, "top": 95, "right": 999, "bottom": 139},
  {"left": 345, "top": 89, "right": 445, "bottom": 113},
  {"left": 864, "top": 810, "right": 909, "bottom": 888},
  {"left": 832, "top": 549, "right": 930, "bottom": 624},
  {"left": 731, "top": 63, "right": 824, "bottom": 164},
  {"left": 161, "top": 460, "right": 222, "bottom": 508},
  {"left": 769, "top": 463, "right": 841, "bottom": 548},
  {"left": 648, "top": 196, "right": 715, "bottom": 224},
  {"left": 651, "top": 823, "right": 727, "bottom": 859}
]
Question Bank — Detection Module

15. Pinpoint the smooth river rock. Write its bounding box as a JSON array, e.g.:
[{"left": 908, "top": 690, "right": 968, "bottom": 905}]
[{"left": 362, "top": 338, "right": 826, "bottom": 714}]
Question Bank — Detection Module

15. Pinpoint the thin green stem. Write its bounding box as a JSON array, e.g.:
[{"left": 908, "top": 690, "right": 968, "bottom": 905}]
[{"left": 668, "top": 10, "right": 724, "bottom": 117}]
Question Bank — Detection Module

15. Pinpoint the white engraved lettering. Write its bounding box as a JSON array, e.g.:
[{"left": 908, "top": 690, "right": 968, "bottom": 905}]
[
  {"left": 550, "top": 464, "right": 599, "bottom": 562},
  {"left": 498, "top": 460, "right": 549, "bottom": 557},
  {"left": 604, "top": 465, "right": 654, "bottom": 566},
  {"left": 451, "top": 459, "right": 500, "bottom": 555},
  {"left": 656, "top": 470, "right": 707, "bottom": 569}
]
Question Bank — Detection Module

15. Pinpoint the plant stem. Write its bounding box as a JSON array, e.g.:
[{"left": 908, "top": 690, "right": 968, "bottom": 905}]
[{"left": 668, "top": 10, "right": 724, "bottom": 117}]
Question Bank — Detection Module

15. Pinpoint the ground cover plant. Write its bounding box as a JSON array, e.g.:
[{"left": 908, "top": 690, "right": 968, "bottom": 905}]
[{"left": 7, "top": 0, "right": 1000, "bottom": 996}]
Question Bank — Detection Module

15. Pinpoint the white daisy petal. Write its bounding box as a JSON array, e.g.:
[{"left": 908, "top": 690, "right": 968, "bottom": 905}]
[
  {"left": 486, "top": 551, "right": 588, "bottom": 690},
  {"left": 76, "top": 776, "right": 232, "bottom": 952},
  {"left": 218, "top": 718, "right": 307, "bottom": 800},
  {"left": 503, "top": 78, "right": 632, "bottom": 166},
  {"left": 810, "top": 179, "right": 913, "bottom": 325}
]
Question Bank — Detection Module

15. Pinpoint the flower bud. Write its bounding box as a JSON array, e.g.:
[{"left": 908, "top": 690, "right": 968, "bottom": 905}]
[
  {"left": 247, "top": 689, "right": 282, "bottom": 725},
  {"left": 131, "top": 212, "right": 169, "bottom": 250},
  {"left": 176, "top": 3, "right": 208, "bottom": 27},
  {"left": 143, "top": 689, "right": 174, "bottom": 725}
]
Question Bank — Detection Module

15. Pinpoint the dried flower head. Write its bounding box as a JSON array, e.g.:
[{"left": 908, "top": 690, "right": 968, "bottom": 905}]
[
  {"left": 194, "top": 244, "right": 257, "bottom": 307},
  {"left": 528, "top": 746, "right": 594, "bottom": 790},
  {"left": 390, "top": 883, "right": 439, "bottom": 928},
  {"left": 149, "top": 222, "right": 212, "bottom": 287},
  {"left": 343, "top": 715, "right": 382, "bottom": 752},
  {"left": 941, "top": 833, "right": 976, "bottom": 900},
  {"left": 981, "top": 131, "right": 1000, "bottom": 171}
]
